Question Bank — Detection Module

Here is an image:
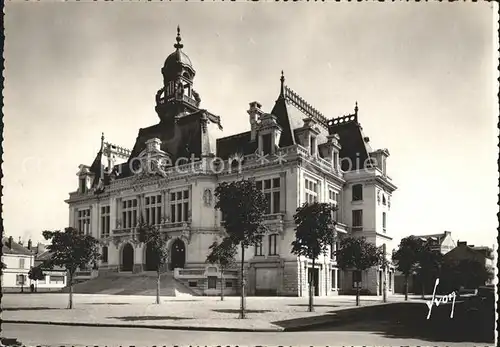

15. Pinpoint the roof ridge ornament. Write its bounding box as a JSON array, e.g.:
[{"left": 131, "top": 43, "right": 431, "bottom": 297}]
[
  {"left": 174, "top": 25, "right": 184, "bottom": 50},
  {"left": 354, "top": 101, "right": 358, "bottom": 116},
  {"left": 280, "top": 70, "right": 285, "bottom": 97}
]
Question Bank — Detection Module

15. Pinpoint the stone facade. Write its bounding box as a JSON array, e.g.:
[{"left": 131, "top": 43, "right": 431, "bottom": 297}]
[{"left": 65, "top": 28, "right": 397, "bottom": 297}]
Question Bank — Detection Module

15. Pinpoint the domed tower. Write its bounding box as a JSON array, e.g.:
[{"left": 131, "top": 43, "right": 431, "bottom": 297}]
[{"left": 155, "top": 26, "right": 201, "bottom": 122}]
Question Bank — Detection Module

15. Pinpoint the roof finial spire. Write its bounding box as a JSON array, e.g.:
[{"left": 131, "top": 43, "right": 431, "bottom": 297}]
[
  {"left": 280, "top": 70, "right": 285, "bottom": 97},
  {"left": 100, "top": 132, "right": 105, "bottom": 151},
  {"left": 354, "top": 101, "right": 358, "bottom": 115},
  {"left": 174, "top": 25, "right": 183, "bottom": 49}
]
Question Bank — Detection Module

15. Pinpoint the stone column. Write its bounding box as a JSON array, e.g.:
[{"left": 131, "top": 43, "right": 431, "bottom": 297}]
[
  {"left": 279, "top": 172, "right": 286, "bottom": 213},
  {"left": 115, "top": 197, "right": 122, "bottom": 229},
  {"left": 161, "top": 189, "right": 167, "bottom": 222},
  {"left": 165, "top": 189, "right": 171, "bottom": 221}
]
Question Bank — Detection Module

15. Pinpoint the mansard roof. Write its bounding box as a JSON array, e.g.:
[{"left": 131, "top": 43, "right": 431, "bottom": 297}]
[
  {"left": 327, "top": 113, "right": 372, "bottom": 172},
  {"left": 216, "top": 131, "right": 257, "bottom": 160},
  {"left": 216, "top": 80, "right": 373, "bottom": 170}
]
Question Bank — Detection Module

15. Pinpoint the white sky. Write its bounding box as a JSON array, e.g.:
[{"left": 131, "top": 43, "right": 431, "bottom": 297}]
[{"left": 3, "top": 2, "right": 498, "bottom": 248}]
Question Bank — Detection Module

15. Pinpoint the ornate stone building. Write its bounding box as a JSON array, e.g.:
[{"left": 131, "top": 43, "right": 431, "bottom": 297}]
[{"left": 66, "top": 27, "right": 397, "bottom": 296}]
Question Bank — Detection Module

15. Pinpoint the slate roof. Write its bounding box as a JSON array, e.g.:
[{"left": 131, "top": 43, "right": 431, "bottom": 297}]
[
  {"left": 327, "top": 114, "right": 371, "bottom": 171},
  {"left": 2, "top": 238, "right": 33, "bottom": 256},
  {"left": 216, "top": 131, "right": 257, "bottom": 160},
  {"left": 217, "top": 83, "right": 370, "bottom": 167}
]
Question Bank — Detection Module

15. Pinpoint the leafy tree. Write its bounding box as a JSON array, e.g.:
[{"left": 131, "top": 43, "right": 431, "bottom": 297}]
[
  {"left": 415, "top": 242, "right": 443, "bottom": 298},
  {"left": 336, "top": 236, "right": 384, "bottom": 306},
  {"left": 206, "top": 238, "right": 237, "bottom": 301},
  {"left": 392, "top": 236, "right": 423, "bottom": 300},
  {"left": 28, "top": 265, "right": 45, "bottom": 292},
  {"left": 291, "top": 202, "right": 337, "bottom": 312},
  {"left": 137, "top": 223, "right": 170, "bottom": 304},
  {"left": 440, "top": 259, "right": 494, "bottom": 294},
  {"left": 42, "top": 227, "right": 101, "bottom": 309},
  {"left": 215, "top": 179, "right": 268, "bottom": 319}
]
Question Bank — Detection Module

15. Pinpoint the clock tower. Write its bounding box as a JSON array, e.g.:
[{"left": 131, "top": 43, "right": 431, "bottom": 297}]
[{"left": 155, "top": 26, "right": 201, "bottom": 123}]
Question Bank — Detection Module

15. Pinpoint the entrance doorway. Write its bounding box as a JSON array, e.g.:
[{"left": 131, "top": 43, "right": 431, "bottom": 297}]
[
  {"left": 121, "top": 243, "right": 134, "bottom": 272},
  {"left": 170, "top": 239, "right": 186, "bottom": 270},
  {"left": 308, "top": 268, "right": 320, "bottom": 296},
  {"left": 145, "top": 242, "right": 158, "bottom": 271}
]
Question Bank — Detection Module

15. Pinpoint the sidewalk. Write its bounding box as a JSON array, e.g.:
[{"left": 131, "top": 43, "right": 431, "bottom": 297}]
[{"left": 2, "top": 293, "right": 424, "bottom": 332}]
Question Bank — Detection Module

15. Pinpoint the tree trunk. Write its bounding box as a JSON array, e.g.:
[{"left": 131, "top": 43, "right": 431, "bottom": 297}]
[
  {"left": 404, "top": 275, "right": 409, "bottom": 301},
  {"left": 309, "top": 258, "right": 315, "bottom": 312},
  {"left": 156, "top": 270, "right": 161, "bottom": 304},
  {"left": 239, "top": 245, "right": 246, "bottom": 319},
  {"left": 356, "top": 282, "right": 360, "bottom": 306},
  {"left": 382, "top": 267, "right": 387, "bottom": 303},
  {"left": 68, "top": 272, "right": 74, "bottom": 309},
  {"left": 220, "top": 271, "right": 225, "bottom": 301}
]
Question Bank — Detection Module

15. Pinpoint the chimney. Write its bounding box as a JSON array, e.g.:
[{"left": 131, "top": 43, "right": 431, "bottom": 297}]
[
  {"left": 18, "top": 236, "right": 23, "bottom": 246},
  {"left": 8, "top": 236, "right": 13, "bottom": 249},
  {"left": 457, "top": 241, "right": 467, "bottom": 246},
  {"left": 27, "top": 239, "right": 32, "bottom": 251},
  {"left": 247, "top": 101, "right": 263, "bottom": 142}
]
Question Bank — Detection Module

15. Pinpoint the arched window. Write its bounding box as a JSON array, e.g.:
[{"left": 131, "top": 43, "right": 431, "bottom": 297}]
[{"left": 101, "top": 246, "right": 108, "bottom": 263}]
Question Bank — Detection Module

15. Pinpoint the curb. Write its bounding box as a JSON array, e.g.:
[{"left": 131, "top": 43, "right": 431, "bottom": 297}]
[{"left": 2, "top": 320, "right": 284, "bottom": 333}]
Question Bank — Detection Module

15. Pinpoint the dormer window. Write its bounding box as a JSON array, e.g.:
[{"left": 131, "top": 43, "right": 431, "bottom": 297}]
[
  {"left": 262, "top": 133, "right": 272, "bottom": 155},
  {"left": 79, "top": 177, "right": 87, "bottom": 193},
  {"left": 310, "top": 136, "right": 317, "bottom": 157}
]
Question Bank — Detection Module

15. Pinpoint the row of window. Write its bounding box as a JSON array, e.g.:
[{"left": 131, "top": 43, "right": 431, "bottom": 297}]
[
  {"left": 189, "top": 277, "right": 233, "bottom": 290},
  {"left": 16, "top": 274, "right": 65, "bottom": 285},
  {"left": 254, "top": 234, "right": 279, "bottom": 256}
]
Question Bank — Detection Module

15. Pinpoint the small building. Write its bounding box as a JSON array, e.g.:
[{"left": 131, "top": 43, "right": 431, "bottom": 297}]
[
  {"left": 394, "top": 231, "right": 455, "bottom": 294},
  {"left": 444, "top": 241, "right": 495, "bottom": 274},
  {"left": 1, "top": 236, "right": 34, "bottom": 292},
  {"left": 413, "top": 231, "right": 456, "bottom": 255},
  {"left": 33, "top": 244, "right": 68, "bottom": 291}
]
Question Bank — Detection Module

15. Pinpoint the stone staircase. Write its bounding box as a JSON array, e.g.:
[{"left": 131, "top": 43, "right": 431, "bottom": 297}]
[{"left": 63, "top": 271, "right": 197, "bottom": 297}]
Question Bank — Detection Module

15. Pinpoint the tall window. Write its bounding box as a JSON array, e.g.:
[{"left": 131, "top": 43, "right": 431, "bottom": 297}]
[
  {"left": 262, "top": 133, "right": 272, "bottom": 155},
  {"left": 333, "top": 152, "right": 339, "bottom": 171},
  {"left": 101, "top": 246, "right": 108, "bottom": 263},
  {"left": 19, "top": 258, "right": 25, "bottom": 269},
  {"left": 328, "top": 188, "right": 340, "bottom": 221},
  {"left": 78, "top": 209, "right": 91, "bottom": 234},
  {"left": 305, "top": 178, "right": 318, "bottom": 203},
  {"left": 100, "top": 206, "right": 110, "bottom": 237},
  {"left": 256, "top": 178, "right": 280, "bottom": 214},
  {"left": 310, "top": 136, "right": 317, "bottom": 156},
  {"left": 382, "top": 212, "right": 387, "bottom": 232},
  {"left": 352, "top": 184, "right": 363, "bottom": 201},
  {"left": 352, "top": 210, "right": 363, "bottom": 231},
  {"left": 268, "top": 234, "right": 278, "bottom": 255},
  {"left": 122, "top": 199, "right": 138, "bottom": 229},
  {"left": 170, "top": 189, "right": 190, "bottom": 223},
  {"left": 254, "top": 235, "right": 263, "bottom": 256},
  {"left": 79, "top": 177, "right": 87, "bottom": 193},
  {"left": 145, "top": 194, "right": 162, "bottom": 225}
]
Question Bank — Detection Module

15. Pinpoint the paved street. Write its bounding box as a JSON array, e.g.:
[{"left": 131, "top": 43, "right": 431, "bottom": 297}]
[
  {"left": 1, "top": 323, "right": 481, "bottom": 347},
  {"left": 1, "top": 293, "right": 495, "bottom": 346}
]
